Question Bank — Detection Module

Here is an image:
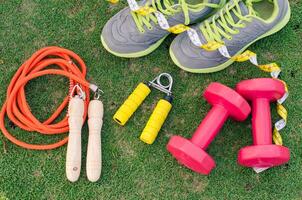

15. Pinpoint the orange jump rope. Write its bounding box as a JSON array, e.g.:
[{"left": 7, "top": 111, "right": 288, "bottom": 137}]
[{"left": 0, "top": 46, "right": 92, "bottom": 150}]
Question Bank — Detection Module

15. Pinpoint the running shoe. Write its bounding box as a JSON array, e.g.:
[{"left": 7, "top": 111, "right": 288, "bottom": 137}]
[
  {"left": 170, "top": 0, "right": 291, "bottom": 73},
  {"left": 101, "top": 0, "right": 226, "bottom": 58}
]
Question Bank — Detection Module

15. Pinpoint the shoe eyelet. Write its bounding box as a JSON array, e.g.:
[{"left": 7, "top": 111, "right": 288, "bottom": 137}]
[
  {"left": 147, "top": 26, "right": 153, "bottom": 30},
  {"left": 140, "top": 30, "right": 145, "bottom": 34}
]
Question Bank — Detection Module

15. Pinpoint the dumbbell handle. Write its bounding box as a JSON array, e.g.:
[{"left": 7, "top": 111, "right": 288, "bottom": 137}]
[
  {"left": 66, "top": 97, "right": 84, "bottom": 182},
  {"left": 191, "top": 105, "right": 229, "bottom": 150},
  {"left": 252, "top": 98, "right": 272, "bottom": 145},
  {"left": 86, "top": 100, "right": 103, "bottom": 182}
]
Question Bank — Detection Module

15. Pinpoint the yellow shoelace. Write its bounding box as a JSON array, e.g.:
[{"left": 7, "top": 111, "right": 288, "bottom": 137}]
[{"left": 200, "top": 0, "right": 252, "bottom": 43}]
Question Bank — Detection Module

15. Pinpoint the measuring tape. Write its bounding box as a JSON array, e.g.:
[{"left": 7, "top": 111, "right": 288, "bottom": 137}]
[
  {"left": 108, "top": 0, "right": 119, "bottom": 4},
  {"left": 113, "top": 73, "right": 173, "bottom": 144}
]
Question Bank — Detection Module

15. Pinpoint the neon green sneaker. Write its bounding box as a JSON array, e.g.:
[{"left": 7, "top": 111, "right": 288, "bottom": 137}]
[
  {"left": 170, "top": 0, "right": 291, "bottom": 73},
  {"left": 101, "top": 0, "right": 225, "bottom": 58}
]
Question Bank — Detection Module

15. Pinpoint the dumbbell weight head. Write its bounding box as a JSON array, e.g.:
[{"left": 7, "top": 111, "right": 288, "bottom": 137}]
[
  {"left": 238, "top": 145, "right": 290, "bottom": 168},
  {"left": 167, "top": 83, "right": 251, "bottom": 174},
  {"left": 204, "top": 82, "right": 251, "bottom": 121},
  {"left": 236, "top": 78, "right": 290, "bottom": 168},
  {"left": 167, "top": 135, "right": 216, "bottom": 174},
  {"left": 235, "top": 78, "right": 285, "bottom": 102}
]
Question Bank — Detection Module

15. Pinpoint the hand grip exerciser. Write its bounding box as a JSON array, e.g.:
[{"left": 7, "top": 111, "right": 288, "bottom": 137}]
[
  {"left": 113, "top": 73, "right": 174, "bottom": 144},
  {"left": 86, "top": 99, "right": 104, "bottom": 182},
  {"left": 66, "top": 95, "right": 84, "bottom": 182}
]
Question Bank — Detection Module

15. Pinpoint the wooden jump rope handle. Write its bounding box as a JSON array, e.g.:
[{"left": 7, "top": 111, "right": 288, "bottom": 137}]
[
  {"left": 86, "top": 100, "right": 104, "bottom": 182},
  {"left": 66, "top": 96, "right": 84, "bottom": 182}
]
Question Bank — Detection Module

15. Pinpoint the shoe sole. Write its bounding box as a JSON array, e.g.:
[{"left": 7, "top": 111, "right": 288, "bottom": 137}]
[
  {"left": 170, "top": 3, "right": 291, "bottom": 73},
  {"left": 101, "top": 35, "right": 168, "bottom": 58}
]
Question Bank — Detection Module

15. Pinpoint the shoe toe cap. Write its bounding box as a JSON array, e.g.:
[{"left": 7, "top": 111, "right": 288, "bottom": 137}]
[
  {"left": 101, "top": 8, "right": 166, "bottom": 55},
  {"left": 101, "top": 8, "right": 138, "bottom": 54},
  {"left": 170, "top": 32, "right": 227, "bottom": 71}
]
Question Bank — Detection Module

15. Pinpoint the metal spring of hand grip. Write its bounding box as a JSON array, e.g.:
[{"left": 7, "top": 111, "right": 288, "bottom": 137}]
[{"left": 148, "top": 73, "right": 173, "bottom": 96}]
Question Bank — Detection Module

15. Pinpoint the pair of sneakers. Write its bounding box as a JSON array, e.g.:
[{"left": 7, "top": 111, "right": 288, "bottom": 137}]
[{"left": 101, "top": 0, "right": 290, "bottom": 73}]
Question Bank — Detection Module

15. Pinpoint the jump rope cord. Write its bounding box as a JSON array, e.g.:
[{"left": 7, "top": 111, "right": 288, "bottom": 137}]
[{"left": 0, "top": 46, "right": 91, "bottom": 150}]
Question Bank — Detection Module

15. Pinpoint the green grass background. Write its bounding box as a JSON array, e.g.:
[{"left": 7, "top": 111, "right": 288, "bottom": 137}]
[{"left": 0, "top": 0, "right": 301, "bottom": 199}]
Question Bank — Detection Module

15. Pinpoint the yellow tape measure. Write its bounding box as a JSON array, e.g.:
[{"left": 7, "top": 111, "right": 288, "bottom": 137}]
[
  {"left": 167, "top": 24, "right": 190, "bottom": 34},
  {"left": 201, "top": 41, "right": 223, "bottom": 51},
  {"left": 107, "top": 0, "right": 119, "bottom": 4},
  {"left": 134, "top": 6, "right": 155, "bottom": 16}
]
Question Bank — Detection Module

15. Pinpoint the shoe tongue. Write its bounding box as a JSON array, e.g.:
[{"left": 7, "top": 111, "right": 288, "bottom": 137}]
[
  {"left": 155, "top": 0, "right": 178, "bottom": 10},
  {"left": 204, "top": 0, "right": 250, "bottom": 41},
  {"left": 208, "top": 0, "right": 221, "bottom": 4},
  {"left": 237, "top": 1, "right": 249, "bottom": 16},
  {"left": 231, "top": 0, "right": 249, "bottom": 19},
  {"left": 225, "top": 0, "right": 250, "bottom": 24}
]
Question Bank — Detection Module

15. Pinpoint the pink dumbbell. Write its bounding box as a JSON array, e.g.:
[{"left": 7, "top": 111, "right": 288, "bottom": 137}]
[
  {"left": 236, "top": 78, "right": 290, "bottom": 168},
  {"left": 167, "top": 83, "right": 251, "bottom": 174}
]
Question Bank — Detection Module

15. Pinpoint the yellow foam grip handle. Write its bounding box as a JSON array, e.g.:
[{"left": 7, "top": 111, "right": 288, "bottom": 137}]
[
  {"left": 140, "top": 99, "right": 172, "bottom": 144},
  {"left": 113, "top": 83, "right": 151, "bottom": 126}
]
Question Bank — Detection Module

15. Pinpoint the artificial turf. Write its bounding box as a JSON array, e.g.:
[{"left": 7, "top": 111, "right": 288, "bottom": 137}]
[{"left": 0, "top": 0, "right": 301, "bottom": 199}]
